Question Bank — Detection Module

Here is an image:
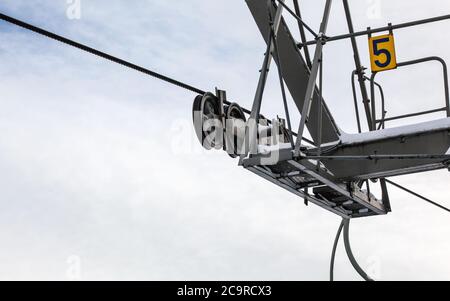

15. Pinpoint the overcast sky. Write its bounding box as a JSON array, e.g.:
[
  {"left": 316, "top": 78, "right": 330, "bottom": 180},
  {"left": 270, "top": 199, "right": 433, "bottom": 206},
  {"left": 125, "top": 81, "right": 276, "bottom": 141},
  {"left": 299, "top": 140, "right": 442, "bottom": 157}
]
[{"left": 0, "top": 0, "right": 449, "bottom": 281}]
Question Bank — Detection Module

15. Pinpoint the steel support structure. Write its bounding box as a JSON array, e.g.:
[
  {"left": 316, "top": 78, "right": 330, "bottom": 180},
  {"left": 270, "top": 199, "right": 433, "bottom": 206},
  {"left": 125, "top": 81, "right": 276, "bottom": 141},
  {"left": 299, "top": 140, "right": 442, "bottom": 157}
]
[
  {"left": 371, "top": 56, "right": 450, "bottom": 129},
  {"left": 247, "top": 0, "right": 285, "bottom": 154},
  {"left": 343, "top": 0, "right": 373, "bottom": 131},
  {"left": 294, "top": 0, "right": 333, "bottom": 155},
  {"left": 298, "top": 14, "right": 450, "bottom": 47},
  {"left": 293, "top": 0, "right": 312, "bottom": 69}
]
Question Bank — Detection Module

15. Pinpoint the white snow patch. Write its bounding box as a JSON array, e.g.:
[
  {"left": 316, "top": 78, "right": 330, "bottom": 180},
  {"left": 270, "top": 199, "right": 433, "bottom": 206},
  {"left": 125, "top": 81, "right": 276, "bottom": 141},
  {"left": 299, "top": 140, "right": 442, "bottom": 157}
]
[{"left": 340, "top": 118, "right": 450, "bottom": 145}]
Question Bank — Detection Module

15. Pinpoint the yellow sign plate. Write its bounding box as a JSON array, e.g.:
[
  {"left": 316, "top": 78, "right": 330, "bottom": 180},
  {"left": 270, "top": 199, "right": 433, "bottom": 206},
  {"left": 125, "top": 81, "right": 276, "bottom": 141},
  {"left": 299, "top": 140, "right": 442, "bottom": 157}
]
[{"left": 369, "top": 34, "right": 397, "bottom": 72}]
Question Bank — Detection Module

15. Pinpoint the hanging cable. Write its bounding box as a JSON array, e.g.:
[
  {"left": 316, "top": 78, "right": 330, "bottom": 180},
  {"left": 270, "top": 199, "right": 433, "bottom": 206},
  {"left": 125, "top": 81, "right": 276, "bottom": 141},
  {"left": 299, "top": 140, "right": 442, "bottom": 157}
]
[
  {"left": 0, "top": 12, "right": 205, "bottom": 95},
  {"left": 343, "top": 219, "right": 374, "bottom": 281},
  {"left": 385, "top": 179, "right": 450, "bottom": 213},
  {"left": 330, "top": 219, "right": 345, "bottom": 281}
]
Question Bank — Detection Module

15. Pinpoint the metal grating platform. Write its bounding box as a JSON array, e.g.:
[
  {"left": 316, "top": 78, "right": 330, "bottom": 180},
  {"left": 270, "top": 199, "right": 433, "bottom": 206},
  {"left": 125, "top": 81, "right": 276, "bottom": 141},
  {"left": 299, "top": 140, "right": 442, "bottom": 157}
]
[{"left": 242, "top": 150, "right": 387, "bottom": 218}]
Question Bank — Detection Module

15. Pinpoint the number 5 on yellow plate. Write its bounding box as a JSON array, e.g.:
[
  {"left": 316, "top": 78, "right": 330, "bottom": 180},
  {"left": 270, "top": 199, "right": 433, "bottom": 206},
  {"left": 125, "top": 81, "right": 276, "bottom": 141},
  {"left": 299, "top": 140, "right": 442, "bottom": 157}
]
[{"left": 369, "top": 34, "right": 397, "bottom": 73}]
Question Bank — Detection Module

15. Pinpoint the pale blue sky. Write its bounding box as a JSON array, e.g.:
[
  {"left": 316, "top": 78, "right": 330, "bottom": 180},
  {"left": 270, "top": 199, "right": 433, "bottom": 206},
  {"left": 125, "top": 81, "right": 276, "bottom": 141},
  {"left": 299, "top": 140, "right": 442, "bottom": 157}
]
[{"left": 0, "top": 0, "right": 449, "bottom": 280}]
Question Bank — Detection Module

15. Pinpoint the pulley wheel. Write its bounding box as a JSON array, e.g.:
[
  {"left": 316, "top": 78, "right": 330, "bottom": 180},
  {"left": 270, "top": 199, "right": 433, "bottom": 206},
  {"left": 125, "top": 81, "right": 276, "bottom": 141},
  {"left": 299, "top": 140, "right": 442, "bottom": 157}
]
[
  {"left": 192, "top": 93, "right": 222, "bottom": 150},
  {"left": 224, "top": 103, "right": 246, "bottom": 158}
]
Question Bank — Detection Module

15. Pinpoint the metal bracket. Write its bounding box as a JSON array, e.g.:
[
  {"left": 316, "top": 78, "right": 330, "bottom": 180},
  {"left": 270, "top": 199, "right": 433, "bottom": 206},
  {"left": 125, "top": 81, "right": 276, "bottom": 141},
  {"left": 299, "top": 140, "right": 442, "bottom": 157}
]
[
  {"left": 316, "top": 32, "right": 329, "bottom": 45},
  {"left": 388, "top": 22, "right": 394, "bottom": 35}
]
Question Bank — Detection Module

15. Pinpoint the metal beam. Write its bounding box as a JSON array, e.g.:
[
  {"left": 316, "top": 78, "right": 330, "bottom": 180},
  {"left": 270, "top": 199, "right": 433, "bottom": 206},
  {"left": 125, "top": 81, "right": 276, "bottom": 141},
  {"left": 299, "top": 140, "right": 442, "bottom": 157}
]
[
  {"left": 386, "top": 179, "right": 450, "bottom": 213},
  {"left": 377, "top": 108, "right": 447, "bottom": 123},
  {"left": 371, "top": 56, "right": 450, "bottom": 126},
  {"left": 248, "top": 0, "right": 285, "bottom": 154},
  {"left": 270, "top": 15, "right": 294, "bottom": 141},
  {"left": 248, "top": 0, "right": 285, "bottom": 121},
  {"left": 298, "top": 14, "right": 450, "bottom": 47},
  {"left": 317, "top": 125, "right": 450, "bottom": 179},
  {"left": 247, "top": 166, "right": 350, "bottom": 218},
  {"left": 293, "top": 0, "right": 312, "bottom": 69},
  {"left": 274, "top": 0, "right": 318, "bottom": 38},
  {"left": 343, "top": 0, "right": 373, "bottom": 131},
  {"left": 351, "top": 71, "right": 363, "bottom": 133}
]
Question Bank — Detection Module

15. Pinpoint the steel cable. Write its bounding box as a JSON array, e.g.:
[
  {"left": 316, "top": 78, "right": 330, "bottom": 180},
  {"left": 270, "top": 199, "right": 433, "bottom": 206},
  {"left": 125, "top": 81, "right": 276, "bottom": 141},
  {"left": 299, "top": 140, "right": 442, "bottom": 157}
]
[{"left": 0, "top": 13, "right": 205, "bottom": 95}]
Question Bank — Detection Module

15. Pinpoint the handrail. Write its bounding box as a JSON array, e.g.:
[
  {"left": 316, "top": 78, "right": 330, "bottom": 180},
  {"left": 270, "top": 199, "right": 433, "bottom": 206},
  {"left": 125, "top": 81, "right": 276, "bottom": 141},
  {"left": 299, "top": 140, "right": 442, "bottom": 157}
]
[
  {"left": 370, "top": 56, "right": 450, "bottom": 128},
  {"left": 351, "top": 71, "right": 385, "bottom": 132},
  {"left": 351, "top": 71, "right": 363, "bottom": 133}
]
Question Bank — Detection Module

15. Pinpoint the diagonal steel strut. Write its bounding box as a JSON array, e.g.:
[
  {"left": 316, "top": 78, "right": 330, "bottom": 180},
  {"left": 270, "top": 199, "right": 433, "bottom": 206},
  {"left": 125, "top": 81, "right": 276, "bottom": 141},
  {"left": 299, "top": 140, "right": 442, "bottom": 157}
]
[
  {"left": 294, "top": 0, "right": 333, "bottom": 155},
  {"left": 247, "top": 0, "right": 285, "bottom": 154}
]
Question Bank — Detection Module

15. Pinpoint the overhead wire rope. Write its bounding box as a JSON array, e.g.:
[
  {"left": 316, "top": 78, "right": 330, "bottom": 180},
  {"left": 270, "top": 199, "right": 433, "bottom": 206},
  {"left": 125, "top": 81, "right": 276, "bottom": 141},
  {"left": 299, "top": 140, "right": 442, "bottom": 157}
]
[
  {"left": 0, "top": 12, "right": 317, "bottom": 145},
  {"left": 386, "top": 179, "right": 450, "bottom": 213},
  {"left": 0, "top": 12, "right": 205, "bottom": 95}
]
